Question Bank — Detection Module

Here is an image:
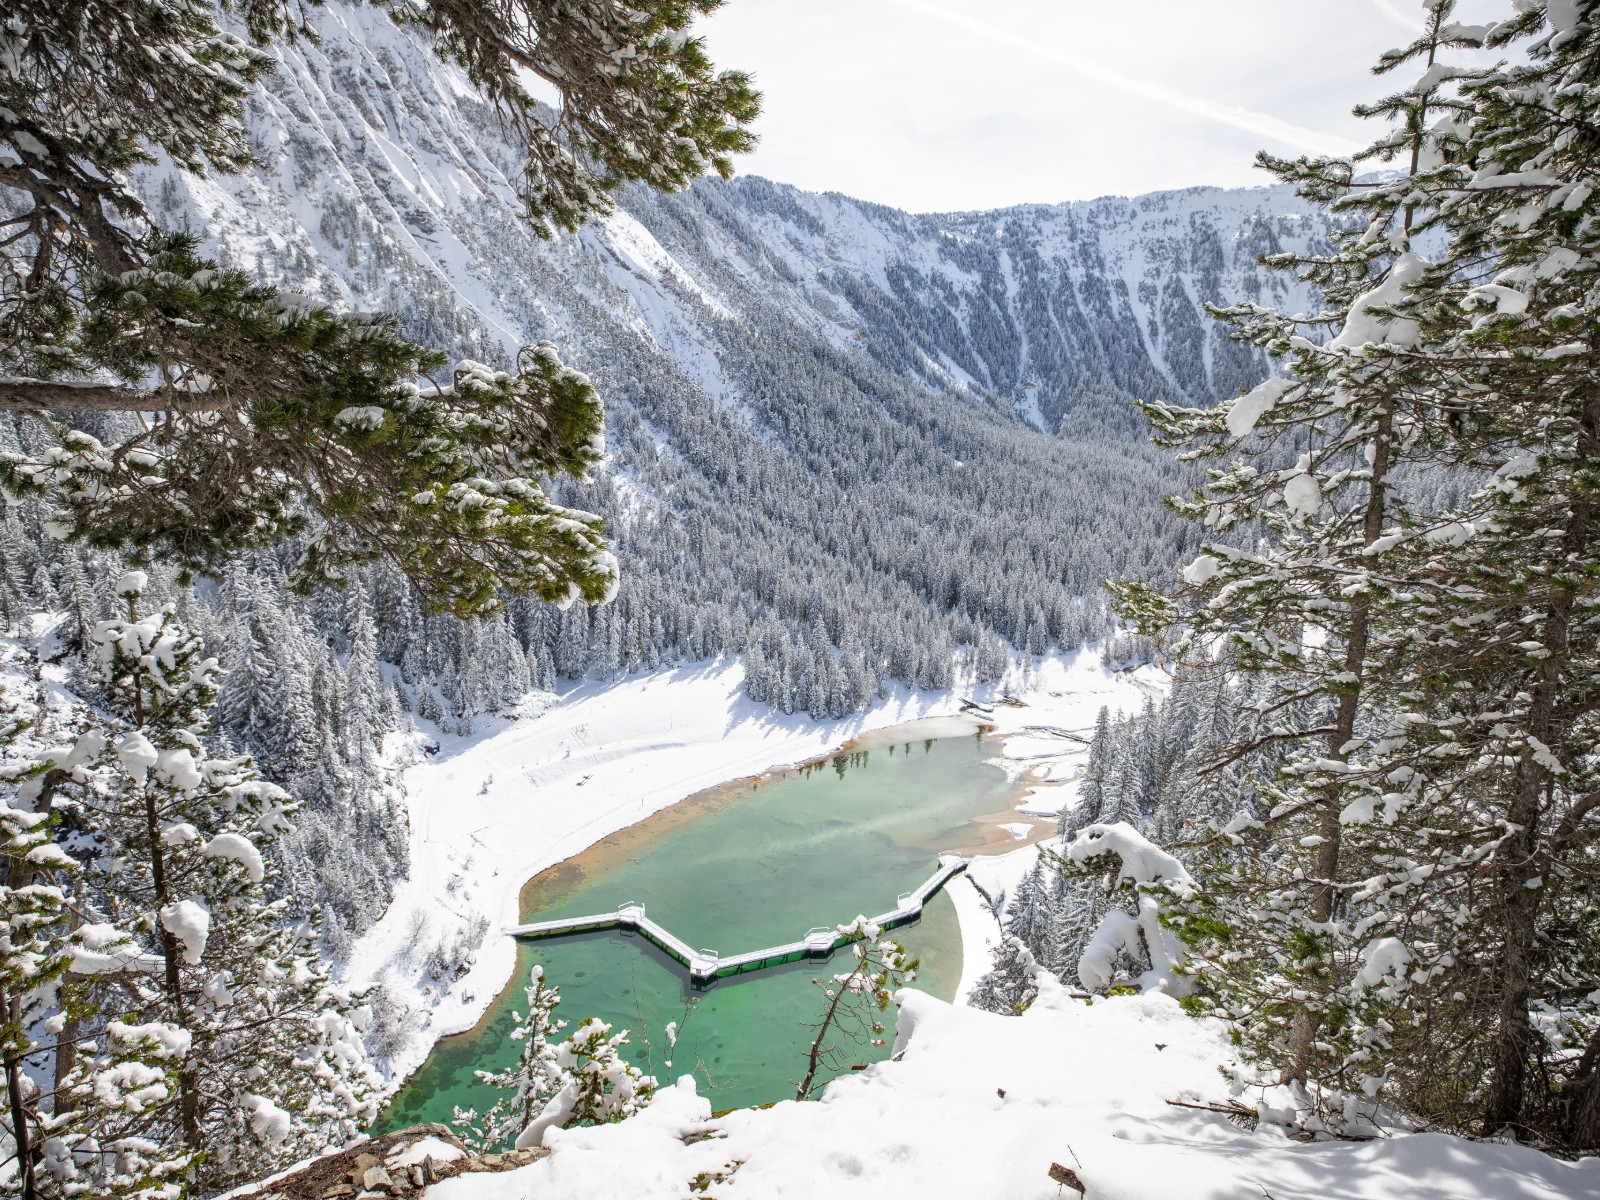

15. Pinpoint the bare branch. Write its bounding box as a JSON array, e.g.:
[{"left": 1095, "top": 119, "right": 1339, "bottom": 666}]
[
  {"left": 1553, "top": 790, "right": 1600, "bottom": 851},
  {"left": 0, "top": 379, "right": 225, "bottom": 413},
  {"left": 1196, "top": 725, "right": 1340, "bottom": 776}
]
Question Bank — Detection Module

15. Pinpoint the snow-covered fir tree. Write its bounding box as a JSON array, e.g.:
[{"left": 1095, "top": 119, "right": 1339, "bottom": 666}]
[
  {"left": 1053, "top": 0, "right": 1600, "bottom": 1151},
  {"left": 515, "top": 1018, "right": 657, "bottom": 1150},
  {"left": 1330, "top": 0, "right": 1600, "bottom": 1144},
  {"left": 966, "top": 937, "right": 1042, "bottom": 1016},
  {"left": 27, "top": 574, "right": 381, "bottom": 1193},
  {"left": 452, "top": 966, "right": 566, "bottom": 1153},
  {"left": 0, "top": 688, "right": 136, "bottom": 1200},
  {"left": 1110, "top": 0, "right": 1492, "bottom": 1095},
  {"left": 0, "top": 641, "right": 205, "bottom": 1198}
]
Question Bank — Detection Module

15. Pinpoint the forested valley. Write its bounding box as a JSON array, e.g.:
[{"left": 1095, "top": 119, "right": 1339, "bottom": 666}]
[{"left": 6, "top": 0, "right": 1600, "bottom": 1195}]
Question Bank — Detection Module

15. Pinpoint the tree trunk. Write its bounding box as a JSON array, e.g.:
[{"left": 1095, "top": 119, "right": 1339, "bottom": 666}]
[
  {"left": 142, "top": 784, "right": 201, "bottom": 1146},
  {"left": 1564, "top": 1023, "right": 1600, "bottom": 1150},
  {"left": 1, "top": 986, "right": 39, "bottom": 1200},
  {"left": 1478, "top": 774, "right": 1543, "bottom": 1137},
  {"left": 797, "top": 956, "right": 871, "bottom": 1102},
  {"left": 1287, "top": 403, "right": 1394, "bottom": 1081},
  {"left": 0, "top": 379, "right": 223, "bottom": 413},
  {"left": 2, "top": 856, "right": 40, "bottom": 1200},
  {"left": 1480, "top": 387, "right": 1598, "bottom": 1135}
]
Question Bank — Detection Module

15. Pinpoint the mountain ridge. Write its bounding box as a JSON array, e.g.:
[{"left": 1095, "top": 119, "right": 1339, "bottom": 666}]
[{"left": 122, "top": 0, "right": 1348, "bottom": 714}]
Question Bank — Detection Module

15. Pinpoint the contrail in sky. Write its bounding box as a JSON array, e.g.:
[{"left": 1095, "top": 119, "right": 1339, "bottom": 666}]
[
  {"left": 880, "top": 0, "right": 1362, "bottom": 158},
  {"left": 1369, "top": 0, "right": 1425, "bottom": 30}
]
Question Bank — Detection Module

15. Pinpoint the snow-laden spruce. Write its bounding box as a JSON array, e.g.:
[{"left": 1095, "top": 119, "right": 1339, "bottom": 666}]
[
  {"left": 1103, "top": 0, "right": 1600, "bottom": 1150},
  {"left": 0, "top": 576, "right": 381, "bottom": 1195}
]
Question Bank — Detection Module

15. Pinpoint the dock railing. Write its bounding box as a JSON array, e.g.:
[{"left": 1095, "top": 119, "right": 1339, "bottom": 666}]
[{"left": 506, "top": 855, "right": 971, "bottom": 987}]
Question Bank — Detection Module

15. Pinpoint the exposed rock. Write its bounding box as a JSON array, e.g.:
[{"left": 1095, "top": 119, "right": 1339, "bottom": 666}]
[
  {"left": 457, "top": 1148, "right": 547, "bottom": 1173},
  {"left": 1047, "top": 1161, "right": 1086, "bottom": 1195},
  {"left": 361, "top": 1167, "right": 393, "bottom": 1190},
  {"left": 226, "top": 1124, "right": 545, "bottom": 1200}
]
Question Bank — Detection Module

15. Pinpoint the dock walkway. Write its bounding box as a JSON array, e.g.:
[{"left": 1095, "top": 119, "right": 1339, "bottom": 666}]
[{"left": 507, "top": 855, "right": 970, "bottom": 987}]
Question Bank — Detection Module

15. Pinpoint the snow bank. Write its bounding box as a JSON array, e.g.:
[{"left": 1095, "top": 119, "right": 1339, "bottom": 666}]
[
  {"left": 952, "top": 835, "right": 1062, "bottom": 1005},
  {"left": 948, "top": 876, "right": 1002, "bottom": 1005},
  {"left": 420, "top": 985, "right": 1598, "bottom": 1200}
]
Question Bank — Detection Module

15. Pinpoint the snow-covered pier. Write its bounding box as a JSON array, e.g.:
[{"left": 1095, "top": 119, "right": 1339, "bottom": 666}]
[{"left": 508, "top": 855, "right": 970, "bottom": 987}]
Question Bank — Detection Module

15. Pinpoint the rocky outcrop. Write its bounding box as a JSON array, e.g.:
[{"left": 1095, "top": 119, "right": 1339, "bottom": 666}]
[{"left": 228, "top": 1124, "right": 547, "bottom": 1200}]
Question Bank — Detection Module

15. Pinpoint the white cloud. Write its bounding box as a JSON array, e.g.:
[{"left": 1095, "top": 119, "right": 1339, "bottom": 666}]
[
  {"left": 697, "top": 0, "right": 1508, "bottom": 212},
  {"left": 881, "top": 0, "right": 1360, "bottom": 159}
]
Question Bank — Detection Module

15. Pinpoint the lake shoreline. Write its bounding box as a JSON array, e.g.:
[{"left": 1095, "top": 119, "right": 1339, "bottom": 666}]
[
  {"left": 508, "top": 713, "right": 1068, "bottom": 920},
  {"left": 352, "top": 653, "right": 1161, "bottom": 1097},
  {"left": 427, "top": 712, "right": 1039, "bottom": 1052}
]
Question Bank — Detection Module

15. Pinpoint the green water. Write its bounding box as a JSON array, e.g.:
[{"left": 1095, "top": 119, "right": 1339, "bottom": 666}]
[{"left": 379, "top": 722, "right": 1019, "bottom": 1131}]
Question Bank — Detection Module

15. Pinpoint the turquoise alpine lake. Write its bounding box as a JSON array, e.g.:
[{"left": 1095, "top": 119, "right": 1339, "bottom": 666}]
[{"left": 378, "top": 718, "right": 1037, "bottom": 1133}]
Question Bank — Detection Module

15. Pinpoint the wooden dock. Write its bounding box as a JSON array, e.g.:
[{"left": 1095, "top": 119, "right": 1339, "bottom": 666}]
[{"left": 507, "top": 855, "right": 970, "bottom": 987}]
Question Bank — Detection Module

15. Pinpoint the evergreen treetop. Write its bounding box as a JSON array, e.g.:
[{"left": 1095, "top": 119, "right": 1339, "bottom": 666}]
[{"left": 0, "top": 0, "right": 758, "bottom": 615}]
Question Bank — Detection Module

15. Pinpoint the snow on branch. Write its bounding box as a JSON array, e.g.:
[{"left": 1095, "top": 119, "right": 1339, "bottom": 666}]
[{"left": 1062, "top": 822, "right": 1194, "bottom": 998}]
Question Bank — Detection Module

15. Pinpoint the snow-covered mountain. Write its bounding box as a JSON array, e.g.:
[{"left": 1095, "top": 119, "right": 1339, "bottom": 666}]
[
  {"left": 154, "top": 0, "right": 1327, "bottom": 437},
  {"left": 138, "top": 0, "right": 1341, "bottom": 710},
  {"left": 646, "top": 178, "right": 1326, "bottom": 433}
]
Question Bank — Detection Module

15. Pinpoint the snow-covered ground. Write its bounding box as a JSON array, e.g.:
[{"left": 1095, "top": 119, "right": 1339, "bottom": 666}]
[
  {"left": 950, "top": 835, "right": 1067, "bottom": 1004},
  {"left": 347, "top": 651, "right": 1161, "bottom": 1082},
  {"left": 422, "top": 982, "right": 1600, "bottom": 1200},
  {"left": 976, "top": 657, "right": 1164, "bottom": 819}
]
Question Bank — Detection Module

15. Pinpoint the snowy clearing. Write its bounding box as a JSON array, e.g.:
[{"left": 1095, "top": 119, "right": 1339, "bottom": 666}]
[{"left": 976, "top": 661, "right": 1164, "bottom": 821}]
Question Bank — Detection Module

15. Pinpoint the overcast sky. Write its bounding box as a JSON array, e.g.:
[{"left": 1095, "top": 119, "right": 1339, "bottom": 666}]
[{"left": 696, "top": 0, "right": 1509, "bottom": 213}]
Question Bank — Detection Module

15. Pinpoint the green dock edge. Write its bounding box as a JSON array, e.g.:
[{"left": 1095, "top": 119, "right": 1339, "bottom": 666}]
[{"left": 511, "top": 862, "right": 961, "bottom": 987}]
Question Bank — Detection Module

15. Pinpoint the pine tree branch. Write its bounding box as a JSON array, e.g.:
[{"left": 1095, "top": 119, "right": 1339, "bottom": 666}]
[
  {"left": 1553, "top": 790, "right": 1600, "bottom": 851},
  {"left": 0, "top": 379, "right": 225, "bottom": 413},
  {"left": 1196, "top": 726, "right": 1340, "bottom": 776}
]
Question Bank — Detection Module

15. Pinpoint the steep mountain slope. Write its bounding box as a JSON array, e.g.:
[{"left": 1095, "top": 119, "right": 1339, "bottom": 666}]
[
  {"left": 130, "top": 0, "right": 1336, "bottom": 709},
  {"left": 625, "top": 177, "right": 1326, "bottom": 434}
]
